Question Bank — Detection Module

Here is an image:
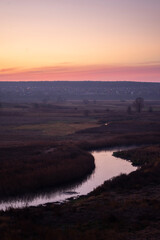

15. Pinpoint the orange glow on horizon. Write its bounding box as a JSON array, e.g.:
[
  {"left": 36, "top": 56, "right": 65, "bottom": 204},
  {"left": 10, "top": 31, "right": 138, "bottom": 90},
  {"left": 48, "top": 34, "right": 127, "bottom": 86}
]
[{"left": 0, "top": 64, "right": 160, "bottom": 82}]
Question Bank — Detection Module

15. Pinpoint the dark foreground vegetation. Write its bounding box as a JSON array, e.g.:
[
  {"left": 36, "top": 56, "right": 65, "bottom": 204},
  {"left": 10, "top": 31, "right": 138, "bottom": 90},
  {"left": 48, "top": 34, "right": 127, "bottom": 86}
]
[
  {"left": 0, "top": 145, "right": 94, "bottom": 199},
  {"left": 1, "top": 145, "right": 160, "bottom": 240},
  {"left": 113, "top": 145, "right": 160, "bottom": 166},
  {"left": 0, "top": 98, "right": 160, "bottom": 239}
]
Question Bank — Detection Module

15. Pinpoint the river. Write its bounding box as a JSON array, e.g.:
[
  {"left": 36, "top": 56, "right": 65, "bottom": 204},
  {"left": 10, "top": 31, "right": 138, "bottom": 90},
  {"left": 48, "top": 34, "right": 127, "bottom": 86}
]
[{"left": 0, "top": 147, "right": 137, "bottom": 211}]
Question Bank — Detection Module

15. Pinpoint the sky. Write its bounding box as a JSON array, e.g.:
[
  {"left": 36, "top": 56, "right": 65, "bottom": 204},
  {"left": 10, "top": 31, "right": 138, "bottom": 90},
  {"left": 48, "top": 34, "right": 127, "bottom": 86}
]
[{"left": 0, "top": 0, "right": 160, "bottom": 82}]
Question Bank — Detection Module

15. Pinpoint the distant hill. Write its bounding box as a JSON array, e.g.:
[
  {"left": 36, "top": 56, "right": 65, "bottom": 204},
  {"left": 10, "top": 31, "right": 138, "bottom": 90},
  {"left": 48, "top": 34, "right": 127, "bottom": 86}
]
[{"left": 0, "top": 81, "right": 159, "bottom": 102}]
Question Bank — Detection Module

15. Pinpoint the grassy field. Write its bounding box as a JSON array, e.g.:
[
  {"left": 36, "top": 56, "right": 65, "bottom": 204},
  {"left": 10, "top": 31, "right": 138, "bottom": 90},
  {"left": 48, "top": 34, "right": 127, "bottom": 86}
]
[
  {"left": 14, "top": 121, "right": 99, "bottom": 137},
  {"left": 0, "top": 100, "right": 160, "bottom": 146}
]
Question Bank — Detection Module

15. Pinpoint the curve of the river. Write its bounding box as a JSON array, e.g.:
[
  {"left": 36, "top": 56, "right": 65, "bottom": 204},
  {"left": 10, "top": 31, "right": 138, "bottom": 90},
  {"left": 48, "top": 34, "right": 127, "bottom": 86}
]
[{"left": 0, "top": 147, "right": 137, "bottom": 211}]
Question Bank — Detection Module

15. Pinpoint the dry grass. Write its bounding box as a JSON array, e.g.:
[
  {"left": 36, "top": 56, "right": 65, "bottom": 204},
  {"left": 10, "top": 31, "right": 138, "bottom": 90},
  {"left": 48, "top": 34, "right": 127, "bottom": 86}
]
[
  {"left": 14, "top": 121, "right": 99, "bottom": 137},
  {"left": 0, "top": 145, "right": 94, "bottom": 199}
]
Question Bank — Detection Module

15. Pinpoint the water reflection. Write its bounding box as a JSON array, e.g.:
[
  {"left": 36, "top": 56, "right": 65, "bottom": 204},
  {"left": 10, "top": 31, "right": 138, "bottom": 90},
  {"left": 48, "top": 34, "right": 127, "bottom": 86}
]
[{"left": 0, "top": 147, "right": 137, "bottom": 211}]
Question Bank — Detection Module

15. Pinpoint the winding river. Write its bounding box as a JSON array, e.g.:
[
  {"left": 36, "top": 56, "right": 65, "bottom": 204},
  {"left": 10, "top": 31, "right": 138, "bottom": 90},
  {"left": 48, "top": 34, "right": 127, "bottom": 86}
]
[{"left": 0, "top": 147, "right": 137, "bottom": 211}]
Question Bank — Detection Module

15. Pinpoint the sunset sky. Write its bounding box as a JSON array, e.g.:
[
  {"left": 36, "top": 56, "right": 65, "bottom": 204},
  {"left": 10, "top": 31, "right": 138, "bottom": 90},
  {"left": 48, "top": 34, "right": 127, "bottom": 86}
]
[{"left": 0, "top": 0, "right": 160, "bottom": 82}]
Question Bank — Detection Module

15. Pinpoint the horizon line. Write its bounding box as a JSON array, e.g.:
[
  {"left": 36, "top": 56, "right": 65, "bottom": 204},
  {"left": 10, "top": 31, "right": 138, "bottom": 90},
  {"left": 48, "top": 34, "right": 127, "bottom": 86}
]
[{"left": 0, "top": 80, "right": 159, "bottom": 83}]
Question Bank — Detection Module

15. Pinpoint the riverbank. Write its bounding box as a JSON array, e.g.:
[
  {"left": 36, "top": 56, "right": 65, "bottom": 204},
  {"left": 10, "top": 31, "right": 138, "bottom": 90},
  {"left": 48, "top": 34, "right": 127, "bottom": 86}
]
[
  {"left": 0, "top": 145, "right": 95, "bottom": 200},
  {"left": 113, "top": 145, "right": 160, "bottom": 166},
  {"left": 0, "top": 147, "right": 136, "bottom": 210},
  {"left": 1, "top": 145, "right": 160, "bottom": 240},
  {"left": 92, "top": 145, "right": 160, "bottom": 194}
]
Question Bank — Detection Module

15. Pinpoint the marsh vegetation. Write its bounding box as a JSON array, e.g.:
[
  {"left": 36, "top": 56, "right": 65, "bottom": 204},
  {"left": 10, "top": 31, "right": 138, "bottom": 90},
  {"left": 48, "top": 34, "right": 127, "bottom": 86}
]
[{"left": 0, "top": 99, "right": 160, "bottom": 239}]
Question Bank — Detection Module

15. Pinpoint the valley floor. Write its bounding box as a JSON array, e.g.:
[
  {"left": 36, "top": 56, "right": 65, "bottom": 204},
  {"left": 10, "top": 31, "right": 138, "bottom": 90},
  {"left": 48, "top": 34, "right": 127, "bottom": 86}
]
[{"left": 0, "top": 100, "right": 160, "bottom": 239}]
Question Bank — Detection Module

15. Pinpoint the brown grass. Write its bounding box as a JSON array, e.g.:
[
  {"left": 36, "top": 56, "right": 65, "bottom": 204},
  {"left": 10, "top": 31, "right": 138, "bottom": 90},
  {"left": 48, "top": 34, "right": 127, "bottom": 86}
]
[{"left": 0, "top": 145, "right": 94, "bottom": 199}]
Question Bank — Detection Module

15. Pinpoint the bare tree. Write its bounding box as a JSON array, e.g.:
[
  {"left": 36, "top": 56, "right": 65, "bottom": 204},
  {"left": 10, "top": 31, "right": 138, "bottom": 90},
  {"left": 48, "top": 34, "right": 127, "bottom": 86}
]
[
  {"left": 127, "top": 105, "right": 132, "bottom": 114},
  {"left": 149, "top": 106, "right": 153, "bottom": 113},
  {"left": 84, "top": 110, "right": 90, "bottom": 117},
  {"left": 83, "top": 99, "right": 89, "bottom": 105},
  {"left": 133, "top": 97, "right": 144, "bottom": 113},
  {"left": 0, "top": 94, "right": 2, "bottom": 109}
]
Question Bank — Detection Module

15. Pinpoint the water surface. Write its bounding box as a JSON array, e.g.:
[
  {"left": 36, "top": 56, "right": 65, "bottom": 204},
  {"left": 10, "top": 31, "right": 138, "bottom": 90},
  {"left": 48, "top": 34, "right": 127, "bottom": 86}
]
[{"left": 0, "top": 147, "right": 137, "bottom": 211}]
